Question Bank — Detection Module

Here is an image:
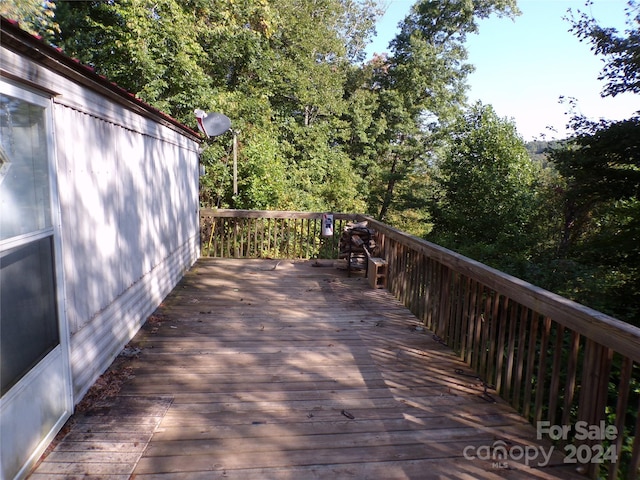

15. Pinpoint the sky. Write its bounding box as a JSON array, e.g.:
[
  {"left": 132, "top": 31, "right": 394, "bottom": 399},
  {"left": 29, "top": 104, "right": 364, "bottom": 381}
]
[{"left": 365, "top": 0, "right": 640, "bottom": 141}]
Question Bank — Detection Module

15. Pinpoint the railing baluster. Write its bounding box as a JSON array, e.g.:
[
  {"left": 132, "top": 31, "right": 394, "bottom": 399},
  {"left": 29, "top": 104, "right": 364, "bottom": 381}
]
[
  {"left": 271, "top": 217, "right": 277, "bottom": 255},
  {"left": 547, "top": 324, "right": 565, "bottom": 425},
  {"left": 459, "top": 275, "right": 472, "bottom": 361},
  {"left": 417, "top": 253, "right": 427, "bottom": 325},
  {"left": 411, "top": 249, "right": 420, "bottom": 316},
  {"left": 494, "top": 296, "right": 509, "bottom": 395},
  {"left": 233, "top": 218, "right": 240, "bottom": 258},
  {"left": 579, "top": 342, "right": 613, "bottom": 479},
  {"left": 285, "top": 218, "right": 290, "bottom": 258},
  {"left": 513, "top": 306, "right": 529, "bottom": 411},
  {"left": 478, "top": 288, "right": 491, "bottom": 382},
  {"left": 437, "top": 265, "right": 451, "bottom": 341},
  {"left": 298, "top": 218, "right": 304, "bottom": 258},
  {"left": 400, "top": 244, "right": 408, "bottom": 308},
  {"left": 471, "top": 282, "right": 484, "bottom": 373},
  {"left": 486, "top": 290, "right": 501, "bottom": 386},
  {"left": 463, "top": 279, "right": 473, "bottom": 364},
  {"left": 503, "top": 300, "right": 518, "bottom": 402},
  {"left": 628, "top": 394, "right": 640, "bottom": 480},
  {"left": 252, "top": 217, "right": 258, "bottom": 257},
  {"left": 609, "top": 356, "right": 632, "bottom": 480},
  {"left": 562, "top": 330, "right": 581, "bottom": 427},
  {"left": 241, "top": 218, "right": 246, "bottom": 257},
  {"left": 423, "top": 256, "right": 434, "bottom": 330},
  {"left": 533, "top": 316, "right": 552, "bottom": 423},
  {"left": 522, "top": 312, "right": 539, "bottom": 420}
]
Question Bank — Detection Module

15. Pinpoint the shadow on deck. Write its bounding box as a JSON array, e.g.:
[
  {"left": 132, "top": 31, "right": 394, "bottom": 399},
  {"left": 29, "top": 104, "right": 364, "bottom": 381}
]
[{"left": 30, "top": 258, "right": 585, "bottom": 479}]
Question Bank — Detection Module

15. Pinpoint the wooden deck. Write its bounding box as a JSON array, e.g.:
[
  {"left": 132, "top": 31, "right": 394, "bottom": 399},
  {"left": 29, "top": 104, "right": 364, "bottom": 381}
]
[{"left": 30, "top": 258, "right": 585, "bottom": 479}]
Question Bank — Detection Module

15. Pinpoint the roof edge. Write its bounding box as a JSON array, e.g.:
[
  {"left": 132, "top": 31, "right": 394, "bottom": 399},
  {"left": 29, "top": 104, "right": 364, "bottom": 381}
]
[{"left": 0, "top": 16, "right": 202, "bottom": 142}]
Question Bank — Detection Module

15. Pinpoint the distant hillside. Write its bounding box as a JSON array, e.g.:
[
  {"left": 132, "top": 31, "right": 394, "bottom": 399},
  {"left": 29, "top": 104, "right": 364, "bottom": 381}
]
[{"left": 525, "top": 140, "right": 561, "bottom": 166}]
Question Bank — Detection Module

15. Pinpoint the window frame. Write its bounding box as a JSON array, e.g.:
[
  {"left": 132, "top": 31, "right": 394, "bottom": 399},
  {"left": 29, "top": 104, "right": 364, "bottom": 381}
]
[{"left": 0, "top": 77, "right": 71, "bottom": 400}]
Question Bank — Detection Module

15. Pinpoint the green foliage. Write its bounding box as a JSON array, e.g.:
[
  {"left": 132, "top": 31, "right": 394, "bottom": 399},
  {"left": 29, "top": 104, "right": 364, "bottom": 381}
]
[
  {"left": 514, "top": 6, "right": 640, "bottom": 326},
  {"left": 555, "top": 116, "right": 640, "bottom": 204},
  {"left": 545, "top": 116, "right": 640, "bottom": 324},
  {"left": 525, "top": 139, "right": 562, "bottom": 166},
  {"left": 198, "top": 139, "right": 233, "bottom": 208},
  {"left": 359, "top": 0, "right": 519, "bottom": 222},
  {"left": 568, "top": 0, "right": 640, "bottom": 97},
  {"left": 8, "top": 0, "right": 508, "bottom": 220},
  {"left": 235, "top": 129, "right": 287, "bottom": 210},
  {"left": 429, "top": 103, "right": 543, "bottom": 269},
  {"left": 0, "top": 0, "right": 58, "bottom": 38},
  {"left": 50, "top": 0, "right": 385, "bottom": 213},
  {"left": 55, "top": 0, "right": 215, "bottom": 124},
  {"left": 603, "top": 361, "right": 640, "bottom": 480}
]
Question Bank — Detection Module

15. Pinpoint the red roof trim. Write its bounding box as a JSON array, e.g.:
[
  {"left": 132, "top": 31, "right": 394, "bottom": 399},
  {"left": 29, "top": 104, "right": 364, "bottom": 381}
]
[{"left": 1, "top": 16, "right": 202, "bottom": 141}]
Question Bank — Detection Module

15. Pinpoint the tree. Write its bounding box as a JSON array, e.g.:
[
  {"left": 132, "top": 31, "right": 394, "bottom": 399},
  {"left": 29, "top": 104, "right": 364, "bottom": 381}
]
[
  {"left": 568, "top": 0, "right": 640, "bottom": 97},
  {"left": 252, "top": 0, "right": 380, "bottom": 212},
  {"left": 546, "top": 116, "right": 640, "bottom": 322},
  {"left": 353, "top": 0, "right": 520, "bottom": 222},
  {"left": 51, "top": 0, "right": 382, "bottom": 212},
  {"left": 551, "top": 116, "right": 640, "bottom": 248},
  {"left": 8, "top": 0, "right": 528, "bottom": 223},
  {"left": 54, "top": 0, "right": 217, "bottom": 123},
  {"left": 429, "top": 103, "right": 542, "bottom": 269},
  {"left": 0, "top": 0, "right": 58, "bottom": 38},
  {"left": 536, "top": 2, "right": 640, "bottom": 324}
]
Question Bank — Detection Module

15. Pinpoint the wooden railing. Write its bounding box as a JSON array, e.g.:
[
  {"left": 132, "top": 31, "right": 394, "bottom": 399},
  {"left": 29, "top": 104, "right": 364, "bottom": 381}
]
[
  {"left": 201, "top": 209, "right": 640, "bottom": 479},
  {"left": 200, "top": 209, "right": 360, "bottom": 259}
]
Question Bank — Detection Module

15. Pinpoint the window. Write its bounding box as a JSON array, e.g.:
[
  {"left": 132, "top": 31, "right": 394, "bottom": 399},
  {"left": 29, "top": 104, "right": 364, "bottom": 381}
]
[
  {"left": 0, "top": 91, "right": 52, "bottom": 240},
  {"left": 0, "top": 84, "right": 59, "bottom": 396},
  {"left": 1, "top": 237, "right": 59, "bottom": 395}
]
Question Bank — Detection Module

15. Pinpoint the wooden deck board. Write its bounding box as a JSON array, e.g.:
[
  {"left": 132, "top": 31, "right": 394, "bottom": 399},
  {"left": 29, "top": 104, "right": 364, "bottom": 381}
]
[{"left": 30, "top": 259, "right": 584, "bottom": 479}]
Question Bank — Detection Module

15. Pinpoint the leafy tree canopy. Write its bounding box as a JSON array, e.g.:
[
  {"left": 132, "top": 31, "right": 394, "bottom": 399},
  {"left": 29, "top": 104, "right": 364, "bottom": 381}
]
[
  {"left": 429, "top": 102, "right": 542, "bottom": 268},
  {"left": 568, "top": 0, "right": 640, "bottom": 97},
  {"left": 352, "top": 0, "right": 520, "bottom": 221},
  {"left": 0, "top": 0, "right": 57, "bottom": 37}
]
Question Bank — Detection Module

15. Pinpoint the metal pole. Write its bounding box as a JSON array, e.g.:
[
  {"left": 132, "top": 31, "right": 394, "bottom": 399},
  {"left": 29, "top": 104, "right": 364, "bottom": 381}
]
[{"left": 233, "top": 130, "right": 238, "bottom": 196}]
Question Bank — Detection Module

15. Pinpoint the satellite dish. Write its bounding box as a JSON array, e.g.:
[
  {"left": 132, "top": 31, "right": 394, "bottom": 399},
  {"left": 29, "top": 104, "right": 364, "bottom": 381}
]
[{"left": 194, "top": 109, "right": 231, "bottom": 138}]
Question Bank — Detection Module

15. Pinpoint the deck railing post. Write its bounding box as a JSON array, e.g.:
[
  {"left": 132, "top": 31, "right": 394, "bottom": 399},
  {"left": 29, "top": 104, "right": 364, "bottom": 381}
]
[{"left": 577, "top": 340, "right": 614, "bottom": 479}]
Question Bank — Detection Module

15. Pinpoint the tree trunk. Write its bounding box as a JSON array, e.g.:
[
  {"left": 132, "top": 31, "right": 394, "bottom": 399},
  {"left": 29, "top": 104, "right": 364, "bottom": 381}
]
[{"left": 378, "top": 154, "right": 398, "bottom": 221}]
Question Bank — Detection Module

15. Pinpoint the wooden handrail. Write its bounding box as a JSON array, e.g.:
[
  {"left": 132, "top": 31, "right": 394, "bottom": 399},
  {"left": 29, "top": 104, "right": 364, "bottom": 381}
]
[
  {"left": 200, "top": 208, "right": 640, "bottom": 479},
  {"left": 201, "top": 208, "right": 357, "bottom": 220},
  {"left": 361, "top": 216, "right": 640, "bottom": 364}
]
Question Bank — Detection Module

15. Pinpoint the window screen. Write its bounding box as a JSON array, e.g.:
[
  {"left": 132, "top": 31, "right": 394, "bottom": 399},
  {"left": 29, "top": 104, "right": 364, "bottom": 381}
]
[{"left": 1, "top": 236, "right": 60, "bottom": 395}]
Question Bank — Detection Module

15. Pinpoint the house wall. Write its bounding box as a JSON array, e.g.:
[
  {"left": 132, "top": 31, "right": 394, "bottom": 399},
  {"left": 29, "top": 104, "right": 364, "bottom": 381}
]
[
  {"left": 54, "top": 98, "right": 201, "bottom": 402},
  {"left": 0, "top": 29, "right": 201, "bottom": 406}
]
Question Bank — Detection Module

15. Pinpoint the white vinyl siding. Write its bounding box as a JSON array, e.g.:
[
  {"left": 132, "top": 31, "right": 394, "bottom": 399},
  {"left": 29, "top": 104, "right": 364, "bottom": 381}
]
[
  {"left": 52, "top": 103, "right": 200, "bottom": 401},
  {"left": 1, "top": 23, "right": 201, "bottom": 479}
]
